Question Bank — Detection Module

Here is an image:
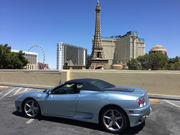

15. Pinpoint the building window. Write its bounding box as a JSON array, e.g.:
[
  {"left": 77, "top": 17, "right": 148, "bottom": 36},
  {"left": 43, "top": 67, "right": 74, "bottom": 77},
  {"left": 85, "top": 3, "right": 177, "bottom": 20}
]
[{"left": 97, "top": 52, "right": 102, "bottom": 58}]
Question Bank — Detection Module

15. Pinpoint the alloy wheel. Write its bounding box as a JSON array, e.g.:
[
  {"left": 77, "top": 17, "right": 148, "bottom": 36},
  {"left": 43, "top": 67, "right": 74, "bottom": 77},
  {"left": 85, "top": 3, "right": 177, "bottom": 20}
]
[
  {"left": 24, "top": 99, "right": 39, "bottom": 118},
  {"left": 103, "top": 109, "right": 124, "bottom": 132}
]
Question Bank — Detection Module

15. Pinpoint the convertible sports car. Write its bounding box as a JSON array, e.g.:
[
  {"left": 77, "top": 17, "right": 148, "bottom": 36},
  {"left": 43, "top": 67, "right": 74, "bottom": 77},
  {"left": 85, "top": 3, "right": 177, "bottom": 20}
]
[{"left": 15, "top": 78, "right": 151, "bottom": 134}]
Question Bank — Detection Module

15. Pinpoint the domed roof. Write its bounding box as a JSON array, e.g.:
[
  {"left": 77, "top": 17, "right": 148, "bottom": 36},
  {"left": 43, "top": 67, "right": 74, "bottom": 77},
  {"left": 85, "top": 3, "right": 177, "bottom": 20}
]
[{"left": 150, "top": 45, "right": 167, "bottom": 52}]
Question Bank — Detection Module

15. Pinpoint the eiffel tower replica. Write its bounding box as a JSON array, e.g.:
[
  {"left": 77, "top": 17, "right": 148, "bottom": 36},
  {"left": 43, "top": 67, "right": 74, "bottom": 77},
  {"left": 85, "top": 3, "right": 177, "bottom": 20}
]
[{"left": 89, "top": 1, "right": 109, "bottom": 69}]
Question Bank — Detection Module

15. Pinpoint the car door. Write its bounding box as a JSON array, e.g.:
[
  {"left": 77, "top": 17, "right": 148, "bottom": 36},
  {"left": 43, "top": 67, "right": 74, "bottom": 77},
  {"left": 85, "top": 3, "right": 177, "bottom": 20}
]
[{"left": 43, "top": 83, "right": 79, "bottom": 117}]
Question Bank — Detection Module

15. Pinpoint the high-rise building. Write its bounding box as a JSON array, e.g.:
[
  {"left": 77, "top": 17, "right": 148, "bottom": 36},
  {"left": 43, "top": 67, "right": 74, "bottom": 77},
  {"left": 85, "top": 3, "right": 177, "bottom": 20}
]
[
  {"left": 57, "top": 42, "right": 87, "bottom": 70},
  {"left": 11, "top": 50, "right": 38, "bottom": 70}
]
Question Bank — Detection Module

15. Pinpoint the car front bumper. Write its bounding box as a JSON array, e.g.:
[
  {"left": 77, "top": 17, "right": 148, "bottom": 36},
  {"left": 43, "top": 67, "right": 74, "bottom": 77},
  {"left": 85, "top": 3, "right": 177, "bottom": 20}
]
[
  {"left": 15, "top": 99, "right": 23, "bottom": 112},
  {"left": 128, "top": 101, "right": 151, "bottom": 127}
]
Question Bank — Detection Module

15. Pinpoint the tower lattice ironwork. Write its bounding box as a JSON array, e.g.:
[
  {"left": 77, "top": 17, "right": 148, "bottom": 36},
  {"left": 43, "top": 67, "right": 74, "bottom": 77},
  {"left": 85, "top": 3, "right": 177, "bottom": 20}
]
[{"left": 89, "top": 1, "right": 109, "bottom": 69}]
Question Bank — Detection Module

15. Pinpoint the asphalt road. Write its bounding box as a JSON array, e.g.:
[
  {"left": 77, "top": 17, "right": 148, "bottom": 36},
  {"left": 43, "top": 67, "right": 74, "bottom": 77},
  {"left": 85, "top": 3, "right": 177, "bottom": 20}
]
[{"left": 0, "top": 87, "right": 180, "bottom": 135}]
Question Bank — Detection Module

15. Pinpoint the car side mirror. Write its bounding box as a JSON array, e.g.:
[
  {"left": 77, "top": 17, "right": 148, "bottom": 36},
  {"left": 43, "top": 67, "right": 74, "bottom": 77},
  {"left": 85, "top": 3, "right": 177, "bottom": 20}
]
[{"left": 47, "top": 90, "right": 52, "bottom": 95}]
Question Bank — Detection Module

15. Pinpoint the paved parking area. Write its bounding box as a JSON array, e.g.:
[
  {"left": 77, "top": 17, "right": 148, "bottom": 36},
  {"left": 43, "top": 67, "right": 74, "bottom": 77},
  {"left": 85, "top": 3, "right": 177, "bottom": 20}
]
[{"left": 0, "top": 86, "right": 180, "bottom": 135}]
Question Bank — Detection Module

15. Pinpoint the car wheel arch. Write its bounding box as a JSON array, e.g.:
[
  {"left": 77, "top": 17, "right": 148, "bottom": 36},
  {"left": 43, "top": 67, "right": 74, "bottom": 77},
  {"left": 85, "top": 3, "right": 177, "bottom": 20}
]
[
  {"left": 98, "top": 104, "right": 130, "bottom": 126},
  {"left": 22, "top": 97, "right": 41, "bottom": 115}
]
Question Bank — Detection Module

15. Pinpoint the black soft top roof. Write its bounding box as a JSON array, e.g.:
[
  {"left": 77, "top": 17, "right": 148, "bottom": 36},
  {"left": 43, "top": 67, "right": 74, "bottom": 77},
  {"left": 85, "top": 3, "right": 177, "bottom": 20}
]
[{"left": 65, "top": 78, "right": 115, "bottom": 90}]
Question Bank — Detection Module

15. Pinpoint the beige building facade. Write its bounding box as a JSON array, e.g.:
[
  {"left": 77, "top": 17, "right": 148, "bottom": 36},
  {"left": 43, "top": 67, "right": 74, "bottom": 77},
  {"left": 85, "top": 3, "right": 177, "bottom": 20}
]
[
  {"left": 12, "top": 50, "right": 38, "bottom": 70},
  {"left": 101, "top": 38, "right": 116, "bottom": 65},
  {"left": 100, "top": 31, "right": 145, "bottom": 65}
]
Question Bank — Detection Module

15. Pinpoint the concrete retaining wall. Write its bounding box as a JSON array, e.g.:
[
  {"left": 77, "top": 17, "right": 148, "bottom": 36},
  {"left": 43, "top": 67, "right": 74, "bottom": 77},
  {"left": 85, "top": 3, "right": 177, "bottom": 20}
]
[
  {"left": 0, "top": 70, "right": 67, "bottom": 87},
  {"left": 70, "top": 70, "right": 180, "bottom": 96},
  {"left": 0, "top": 69, "right": 180, "bottom": 96}
]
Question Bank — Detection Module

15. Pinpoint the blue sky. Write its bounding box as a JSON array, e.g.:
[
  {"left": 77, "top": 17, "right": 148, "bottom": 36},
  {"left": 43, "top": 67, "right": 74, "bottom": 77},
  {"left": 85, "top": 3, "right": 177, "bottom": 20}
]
[{"left": 0, "top": 0, "right": 180, "bottom": 69}]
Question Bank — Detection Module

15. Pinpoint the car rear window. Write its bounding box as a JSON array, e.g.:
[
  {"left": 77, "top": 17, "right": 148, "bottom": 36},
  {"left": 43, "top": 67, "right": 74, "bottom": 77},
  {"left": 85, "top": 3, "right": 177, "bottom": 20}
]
[{"left": 89, "top": 80, "right": 115, "bottom": 89}]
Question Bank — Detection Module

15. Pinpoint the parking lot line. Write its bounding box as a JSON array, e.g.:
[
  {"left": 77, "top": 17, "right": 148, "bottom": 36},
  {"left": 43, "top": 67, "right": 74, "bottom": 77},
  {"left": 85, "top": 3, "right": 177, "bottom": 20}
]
[
  {"left": 18, "top": 88, "right": 29, "bottom": 95},
  {"left": 12, "top": 88, "right": 22, "bottom": 96},
  {"left": 164, "top": 100, "right": 180, "bottom": 109},
  {"left": 0, "top": 88, "right": 16, "bottom": 100},
  {"left": 26, "top": 119, "right": 34, "bottom": 124}
]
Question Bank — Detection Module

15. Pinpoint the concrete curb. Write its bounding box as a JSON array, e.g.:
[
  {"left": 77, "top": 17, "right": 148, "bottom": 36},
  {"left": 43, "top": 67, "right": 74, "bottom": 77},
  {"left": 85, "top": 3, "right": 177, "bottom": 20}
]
[
  {"left": 0, "top": 83, "right": 52, "bottom": 89},
  {"left": 0, "top": 83, "right": 180, "bottom": 101},
  {"left": 148, "top": 94, "right": 180, "bottom": 101}
]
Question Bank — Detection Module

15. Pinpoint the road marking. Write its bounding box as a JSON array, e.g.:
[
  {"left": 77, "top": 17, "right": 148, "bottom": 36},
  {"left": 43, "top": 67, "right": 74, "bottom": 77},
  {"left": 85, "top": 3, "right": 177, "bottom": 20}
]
[
  {"left": 26, "top": 119, "right": 34, "bottom": 124},
  {"left": 164, "top": 100, "right": 180, "bottom": 109},
  {"left": 150, "top": 98, "right": 160, "bottom": 103},
  {"left": 18, "top": 88, "right": 29, "bottom": 95},
  {"left": 0, "top": 86, "right": 9, "bottom": 88},
  {"left": 12, "top": 88, "right": 23, "bottom": 96},
  {"left": 0, "top": 88, "right": 16, "bottom": 100}
]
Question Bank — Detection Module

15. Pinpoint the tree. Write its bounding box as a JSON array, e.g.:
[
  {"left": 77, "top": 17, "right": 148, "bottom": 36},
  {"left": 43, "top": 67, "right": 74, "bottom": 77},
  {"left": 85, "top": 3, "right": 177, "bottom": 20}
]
[
  {"left": 167, "top": 56, "right": 180, "bottom": 70},
  {"left": 0, "top": 44, "right": 29, "bottom": 69},
  {"left": 168, "top": 56, "right": 180, "bottom": 64},
  {"left": 127, "top": 59, "right": 142, "bottom": 70},
  {"left": 174, "top": 62, "right": 180, "bottom": 70},
  {"left": 137, "top": 54, "right": 152, "bottom": 70},
  {"left": 128, "top": 53, "right": 178, "bottom": 70},
  {"left": 149, "top": 53, "right": 168, "bottom": 70},
  {"left": 0, "top": 44, "right": 11, "bottom": 68},
  {"left": 136, "top": 53, "right": 168, "bottom": 70}
]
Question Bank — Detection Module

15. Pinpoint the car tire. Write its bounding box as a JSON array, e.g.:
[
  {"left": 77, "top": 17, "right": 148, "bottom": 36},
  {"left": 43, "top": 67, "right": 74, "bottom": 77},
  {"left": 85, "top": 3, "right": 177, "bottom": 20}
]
[
  {"left": 100, "top": 106, "right": 128, "bottom": 134},
  {"left": 23, "top": 99, "right": 41, "bottom": 118}
]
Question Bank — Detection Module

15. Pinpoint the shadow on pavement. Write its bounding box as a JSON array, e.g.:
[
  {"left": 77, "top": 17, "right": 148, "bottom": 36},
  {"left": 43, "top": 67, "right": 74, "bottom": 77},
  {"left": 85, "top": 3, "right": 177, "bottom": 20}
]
[
  {"left": 123, "top": 122, "right": 145, "bottom": 135},
  {"left": 12, "top": 111, "right": 145, "bottom": 135}
]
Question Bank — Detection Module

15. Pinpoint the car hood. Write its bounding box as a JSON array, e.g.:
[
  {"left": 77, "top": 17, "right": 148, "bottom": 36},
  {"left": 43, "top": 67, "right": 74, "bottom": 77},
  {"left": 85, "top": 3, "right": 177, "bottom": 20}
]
[{"left": 18, "top": 91, "right": 46, "bottom": 100}]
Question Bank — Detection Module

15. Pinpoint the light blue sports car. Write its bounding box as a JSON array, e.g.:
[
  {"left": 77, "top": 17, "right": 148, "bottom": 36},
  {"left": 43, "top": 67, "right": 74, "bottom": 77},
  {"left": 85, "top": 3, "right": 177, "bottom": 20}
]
[{"left": 15, "top": 78, "right": 151, "bottom": 134}]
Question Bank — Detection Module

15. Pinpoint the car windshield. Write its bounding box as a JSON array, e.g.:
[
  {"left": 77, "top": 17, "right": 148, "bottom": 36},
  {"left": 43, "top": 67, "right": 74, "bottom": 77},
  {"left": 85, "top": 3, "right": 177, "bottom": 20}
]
[
  {"left": 48, "top": 83, "right": 64, "bottom": 92},
  {"left": 89, "top": 80, "right": 115, "bottom": 89}
]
